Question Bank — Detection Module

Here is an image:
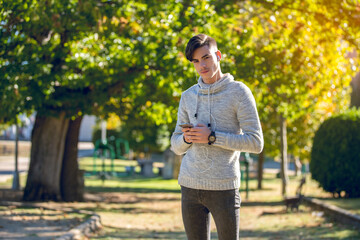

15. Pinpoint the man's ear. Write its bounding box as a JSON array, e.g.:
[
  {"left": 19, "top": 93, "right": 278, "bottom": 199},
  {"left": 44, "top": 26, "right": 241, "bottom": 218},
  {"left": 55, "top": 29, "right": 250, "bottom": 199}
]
[{"left": 216, "top": 51, "right": 222, "bottom": 61}]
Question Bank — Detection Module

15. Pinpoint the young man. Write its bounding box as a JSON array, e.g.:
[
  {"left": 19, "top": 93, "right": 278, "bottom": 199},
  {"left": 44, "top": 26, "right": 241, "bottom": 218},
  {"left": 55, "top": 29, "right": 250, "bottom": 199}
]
[{"left": 171, "top": 34, "right": 264, "bottom": 240}]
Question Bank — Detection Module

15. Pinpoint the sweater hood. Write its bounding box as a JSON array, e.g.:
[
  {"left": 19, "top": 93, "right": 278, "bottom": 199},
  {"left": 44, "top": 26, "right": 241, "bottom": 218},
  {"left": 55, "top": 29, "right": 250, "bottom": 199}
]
[
  {"left": 193, "top": 73, "right": 235, "bottom": 131},
  {"left": 197, "top": 73, "right": 234, "bottom": 94}
]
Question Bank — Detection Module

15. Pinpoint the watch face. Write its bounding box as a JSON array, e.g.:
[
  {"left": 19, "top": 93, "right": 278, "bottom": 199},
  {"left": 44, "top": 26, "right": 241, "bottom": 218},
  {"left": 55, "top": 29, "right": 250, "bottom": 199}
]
[{"left": 209, "top": 135, "right": 216, "bottom": 142}]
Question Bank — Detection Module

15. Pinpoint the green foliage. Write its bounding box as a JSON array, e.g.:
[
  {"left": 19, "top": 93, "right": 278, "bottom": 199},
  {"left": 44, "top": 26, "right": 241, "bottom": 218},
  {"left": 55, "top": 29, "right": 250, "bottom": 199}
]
[
  {"left": 1, "top": 0, "right": 359, "bottom": 161},
  {"left": 310, "top": 108, "right": 360, "bottom": 198},
  {"left": 240, "top": 1, "right": 356, "bottom": 160},
  {"left": 0, "top": 0, "right": 220, "bottom": 141}
]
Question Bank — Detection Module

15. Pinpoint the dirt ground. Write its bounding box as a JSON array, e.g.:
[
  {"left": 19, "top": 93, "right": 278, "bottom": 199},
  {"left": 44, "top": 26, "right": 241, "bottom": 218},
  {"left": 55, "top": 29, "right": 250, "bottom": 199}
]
[
  {"left": 1, "top": 191, "right": 360, "bottom": 240},
  {"left": 0, "top": 205, "right": 84, "bottom": 239},
  {"left": 86, "top": 192, "right": 360, "bottom": 240},
  {"left": 0, "top": 192, "right": 153, "bottom": 240},
  {"left": 87, "top": 192, "right": 360, "bottom": 239}
]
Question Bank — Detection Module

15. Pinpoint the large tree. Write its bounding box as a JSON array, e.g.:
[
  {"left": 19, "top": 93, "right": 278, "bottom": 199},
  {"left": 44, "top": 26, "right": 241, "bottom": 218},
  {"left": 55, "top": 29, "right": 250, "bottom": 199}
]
[
  {"left": 1, "top": 0, "right": 117, "bottom": 201},
  {"left": 0, "top": 0, "right": 173, "bottom": 201},
  {"left": 0, "top": 0, "right": 227, "bottom": 201}
]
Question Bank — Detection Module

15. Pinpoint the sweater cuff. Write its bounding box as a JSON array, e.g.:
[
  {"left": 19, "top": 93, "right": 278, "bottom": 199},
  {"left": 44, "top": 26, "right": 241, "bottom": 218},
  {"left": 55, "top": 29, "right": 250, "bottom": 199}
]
[
  {"left": 171, "top": 133, "right": 192, "bottom": 155},
  {"left": 213, "top": 131, "right": 226, "bottom": 146}
]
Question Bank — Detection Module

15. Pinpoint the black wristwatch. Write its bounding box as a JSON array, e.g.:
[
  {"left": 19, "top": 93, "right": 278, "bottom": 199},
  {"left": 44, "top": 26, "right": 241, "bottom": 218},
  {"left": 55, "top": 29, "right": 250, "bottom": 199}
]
[{"left": 208, "top": 131, "right": 216, "bottom": 145}]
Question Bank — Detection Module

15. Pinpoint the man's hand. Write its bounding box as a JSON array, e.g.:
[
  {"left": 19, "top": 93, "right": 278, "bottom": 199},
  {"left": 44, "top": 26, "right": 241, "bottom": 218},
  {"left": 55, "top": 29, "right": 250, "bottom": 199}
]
[{"left": 182, "top": 123, "right": 211, "bottom": 144}]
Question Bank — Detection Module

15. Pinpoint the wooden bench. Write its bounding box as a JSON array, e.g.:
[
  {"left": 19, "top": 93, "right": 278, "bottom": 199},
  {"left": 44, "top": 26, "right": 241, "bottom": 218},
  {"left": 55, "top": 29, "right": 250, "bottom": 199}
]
[{"left": 284, "top": 176, "right": 306, "bottom": 212}]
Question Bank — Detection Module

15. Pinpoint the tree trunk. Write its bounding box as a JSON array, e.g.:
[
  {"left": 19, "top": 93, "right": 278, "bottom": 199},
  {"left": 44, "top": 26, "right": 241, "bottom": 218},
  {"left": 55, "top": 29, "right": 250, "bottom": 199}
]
[
  {"left": 280, "top": 115, "right": 289, "bottom": 197},
  {"left": 350, "top": 71, "right": 360, "bottom": 108},
  {"left": 23, "top": 112, "right": 70, "bottom": 201},
  {"left": 257, "top": 149, "right": 265, "bottom": 189},
  {"left": 60, "top": 116, "right": 84, "bottom": 202}
]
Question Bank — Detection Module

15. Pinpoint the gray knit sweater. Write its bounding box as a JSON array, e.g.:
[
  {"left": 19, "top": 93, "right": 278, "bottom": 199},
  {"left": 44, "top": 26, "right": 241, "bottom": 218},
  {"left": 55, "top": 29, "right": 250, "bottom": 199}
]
[{"left": 171, "top": 73, "right": 263, "bottom": 190}]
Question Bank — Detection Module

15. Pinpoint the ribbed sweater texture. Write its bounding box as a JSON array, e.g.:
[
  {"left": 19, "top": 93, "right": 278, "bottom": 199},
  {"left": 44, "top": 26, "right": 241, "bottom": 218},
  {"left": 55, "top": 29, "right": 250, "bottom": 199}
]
[{"left": 171, "top": 73, "right": 264, "bottom": 190}]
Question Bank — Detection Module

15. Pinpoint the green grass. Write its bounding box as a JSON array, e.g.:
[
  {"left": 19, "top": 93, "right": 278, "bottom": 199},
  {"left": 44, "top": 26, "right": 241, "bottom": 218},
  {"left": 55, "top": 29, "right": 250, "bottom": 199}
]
[
  {"left": 80, "top": 157, "right": 177, "bottom": 193},
  {"left": 239, "top": 204, "right": 360, "bottom": 239},
  {"left": 85, "top": 176, "right": 180, "bottom": 193},
  {"left": 79, "top": 157, "right": 140, "bottom": 173},
  {"left": 321, "top": 198, "right": 360, "bottom": 215},
  {"left": 0, "top": 173, "right": 27, "bottom": 188}
]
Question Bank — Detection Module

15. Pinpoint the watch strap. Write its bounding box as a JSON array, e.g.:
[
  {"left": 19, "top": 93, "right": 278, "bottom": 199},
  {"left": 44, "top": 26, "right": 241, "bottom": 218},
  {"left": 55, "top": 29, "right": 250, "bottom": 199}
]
[{"left": 183, "top": 136, "right": 192, "bottom": 144}]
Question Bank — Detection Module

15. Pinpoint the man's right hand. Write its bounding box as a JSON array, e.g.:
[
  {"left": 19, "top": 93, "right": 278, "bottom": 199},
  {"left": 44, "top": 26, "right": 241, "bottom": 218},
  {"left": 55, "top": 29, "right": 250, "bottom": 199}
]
[{"left": 183, "top": 123, "right": 211, "bottom": 144}]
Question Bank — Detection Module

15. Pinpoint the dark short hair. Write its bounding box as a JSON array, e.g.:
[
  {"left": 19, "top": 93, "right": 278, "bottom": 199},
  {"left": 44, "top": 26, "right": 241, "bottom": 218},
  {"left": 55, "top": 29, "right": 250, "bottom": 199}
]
[{"left": 185, "top": 34, "right": 218, "bottom": 61}]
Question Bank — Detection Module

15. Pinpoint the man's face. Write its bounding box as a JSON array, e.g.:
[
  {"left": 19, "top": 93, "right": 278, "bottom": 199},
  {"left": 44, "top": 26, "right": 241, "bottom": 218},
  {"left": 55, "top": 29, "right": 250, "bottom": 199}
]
[{"left": 191, "top": 45, "right": 221, "bottom": 84}]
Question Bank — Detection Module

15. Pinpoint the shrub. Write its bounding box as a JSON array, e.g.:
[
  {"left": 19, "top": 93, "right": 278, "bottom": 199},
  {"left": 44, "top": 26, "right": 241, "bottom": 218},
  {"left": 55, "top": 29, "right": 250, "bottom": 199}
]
[{"left": 310, "top": 108, "right": 360, "bottom": 198}]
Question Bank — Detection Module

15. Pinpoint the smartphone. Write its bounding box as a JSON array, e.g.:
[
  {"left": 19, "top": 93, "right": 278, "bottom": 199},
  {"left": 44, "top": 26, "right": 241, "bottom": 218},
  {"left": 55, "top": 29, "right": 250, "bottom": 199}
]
[{"left": 179, "top": 123, "right": 193, "bottom": 128}]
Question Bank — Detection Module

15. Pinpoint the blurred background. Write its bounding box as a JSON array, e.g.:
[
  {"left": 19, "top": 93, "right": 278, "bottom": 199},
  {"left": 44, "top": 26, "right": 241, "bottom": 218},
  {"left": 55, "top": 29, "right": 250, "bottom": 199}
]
[
  {"left": 1, "top": 0, "right": 359, "bottom": 202},
  {"left": 1, "top": 1, "right": 360, "bottom": 239}
]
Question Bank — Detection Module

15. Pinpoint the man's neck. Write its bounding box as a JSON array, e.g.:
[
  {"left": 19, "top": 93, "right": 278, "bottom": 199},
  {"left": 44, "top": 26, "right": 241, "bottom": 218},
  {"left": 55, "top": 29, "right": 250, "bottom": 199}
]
[{"left": 203, "top": 71, "right": 224, "bottom": 84}]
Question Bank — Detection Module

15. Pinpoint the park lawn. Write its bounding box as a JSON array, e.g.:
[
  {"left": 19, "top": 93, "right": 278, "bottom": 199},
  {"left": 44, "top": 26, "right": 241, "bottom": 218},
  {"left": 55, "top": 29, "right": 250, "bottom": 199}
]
[
  {"left": 238, "top": 172, "right": 332, "bottom": 203},
  {"left": 1, "top": 157, "right": 359, "bottom": 216},
  {"left": 84, "top": 172, "right": 360, "bottom": 240},
  {"left": 85, "top": 176, "right": 180, "bottom": 193},
  {"left": 244, "top": 173, "right": 360, "bottom": 216},
  {"left": 237, "top": 174, "right": 360, "bottom": 239},
  {"left": 1, "top": 157, "right": 359, "bottom": 239},
  {"left": 289, "top": 175, "right": 360, "bottom": 216},
  {"left": 321, "top": 198, "right": 360, "bottom": 216},
  {"left": 0, "top": 173, "right": 27, "bottom": 189}
]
